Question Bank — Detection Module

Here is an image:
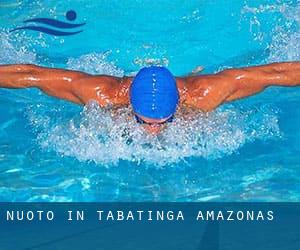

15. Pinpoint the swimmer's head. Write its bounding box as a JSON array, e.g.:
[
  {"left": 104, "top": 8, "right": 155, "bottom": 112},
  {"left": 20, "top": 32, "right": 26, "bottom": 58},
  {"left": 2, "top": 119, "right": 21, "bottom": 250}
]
[{"left": 129, "top": 66, "right": 179, "bottom": 130}]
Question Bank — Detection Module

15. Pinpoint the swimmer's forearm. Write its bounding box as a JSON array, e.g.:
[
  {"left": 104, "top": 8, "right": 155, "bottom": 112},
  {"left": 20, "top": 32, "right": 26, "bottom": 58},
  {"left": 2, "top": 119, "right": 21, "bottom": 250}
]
[
  {"left": 0, "top": 64, "right": 88, "bottom": 89},
  {"left": 269, "top": 62, "right": 300, "bottom": 86},
  {"left": 0, "top": 64, "right": 90, "bottom": 104},
  {"left": 223, "top": 62, "right": 300, "bottom": 102},
  {"left": 235, "top": 62, "right": 300, "bottom": 88},
  {"left": 0, "top": 64, "right": 38, "bottom": 88}
]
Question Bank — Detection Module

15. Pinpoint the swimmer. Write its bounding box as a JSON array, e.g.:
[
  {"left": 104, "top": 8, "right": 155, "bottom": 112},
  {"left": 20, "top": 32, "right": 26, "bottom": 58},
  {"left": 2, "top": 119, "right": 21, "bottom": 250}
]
[{"left": 0, "top": 62, "right": 300, "bottom": 134}]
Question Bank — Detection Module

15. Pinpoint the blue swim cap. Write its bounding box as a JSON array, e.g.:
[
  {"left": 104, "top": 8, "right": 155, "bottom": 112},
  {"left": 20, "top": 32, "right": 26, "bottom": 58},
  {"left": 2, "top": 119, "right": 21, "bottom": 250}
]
[{"left": 130, "top": 66, "right": 179, "bottom": 120}]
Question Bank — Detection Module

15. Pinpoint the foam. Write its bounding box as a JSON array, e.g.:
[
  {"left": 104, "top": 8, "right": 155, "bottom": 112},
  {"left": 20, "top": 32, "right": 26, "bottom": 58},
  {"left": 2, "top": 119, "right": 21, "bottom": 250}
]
[
  {"left": 242, "top": 3, "right": 300, "bottom": 62},
  {"left": 268, "top": 5, "right": 300, "bottom": 62},
  {"left": 67, "top": 51, "right": 124, "bottom": 76},
  {"left": 26, "top": 101, "right": 281, "bottom": 167},
  {"left": 0, "top": 31, "right": 36, "bottom": 64}
]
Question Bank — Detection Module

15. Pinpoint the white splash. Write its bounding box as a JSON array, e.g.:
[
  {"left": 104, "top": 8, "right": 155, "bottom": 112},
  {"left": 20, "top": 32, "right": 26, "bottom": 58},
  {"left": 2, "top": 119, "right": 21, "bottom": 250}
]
[
  {"left": 242, "top": 2, "right": 300, "bottom": 62},
  {"left": 26, "top": 101, "right": 281, "bottom": 167},
  {"left": 0, "top": 31, "right": 36, "bottom": 64},
  {"left": 67, "top": 51, "right": 124, "bottom": 76},
  {"left": 268, "top": 4, "right": 300, "bottom": 62}
]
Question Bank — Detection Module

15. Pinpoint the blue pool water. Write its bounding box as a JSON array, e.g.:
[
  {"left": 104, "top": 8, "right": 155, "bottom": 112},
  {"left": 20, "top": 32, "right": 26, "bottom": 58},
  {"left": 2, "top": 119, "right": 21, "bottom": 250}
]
[{"left": 0, "top": 0, "right": 299, "bottom": 201}]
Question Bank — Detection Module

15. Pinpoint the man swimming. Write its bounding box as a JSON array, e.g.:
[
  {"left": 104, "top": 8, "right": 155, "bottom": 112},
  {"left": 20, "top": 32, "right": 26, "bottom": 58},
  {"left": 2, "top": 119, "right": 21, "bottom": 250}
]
[{"left": 0, "top": 62, "right": 300, "bottom": 134}]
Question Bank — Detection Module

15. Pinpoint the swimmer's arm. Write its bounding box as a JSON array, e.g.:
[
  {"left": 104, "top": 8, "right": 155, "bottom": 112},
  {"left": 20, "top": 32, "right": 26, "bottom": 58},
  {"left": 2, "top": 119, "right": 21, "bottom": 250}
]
[
  {"left": 182, "top": 62, "right": 300, "bottom": 111},
  {"left": 0, "top": 64, "right": 89, "bottom": 103},
  {"left": 0, "top": 64, "right": 129, "bottom": 105},
  {"left": 224, "top": 62, "right": 300, "bottom": 101}
]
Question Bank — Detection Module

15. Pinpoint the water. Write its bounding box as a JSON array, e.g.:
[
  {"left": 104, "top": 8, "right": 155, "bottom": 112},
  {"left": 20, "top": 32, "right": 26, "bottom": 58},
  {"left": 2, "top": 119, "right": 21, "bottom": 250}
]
[{"left": 0, "top": 0, "right": 299, "bottom": 201}]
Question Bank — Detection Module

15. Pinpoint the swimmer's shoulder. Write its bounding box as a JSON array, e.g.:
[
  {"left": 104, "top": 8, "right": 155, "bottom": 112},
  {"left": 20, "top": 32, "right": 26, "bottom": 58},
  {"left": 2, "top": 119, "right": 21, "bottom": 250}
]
[
  {"left": 176, "top": 75, "right": 212, "bottom": 106},
  {"left": 176, "top": 73, "right": 237, "bottom": 112},
  {"left": 72, "top": 75, "right": 132, "bottom": 106}
]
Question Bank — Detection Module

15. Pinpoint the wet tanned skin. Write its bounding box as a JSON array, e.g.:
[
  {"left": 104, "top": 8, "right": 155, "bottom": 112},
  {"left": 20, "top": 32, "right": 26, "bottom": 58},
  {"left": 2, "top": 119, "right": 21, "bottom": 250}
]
[{"left": 0, "top": 62, "right": 300, "bottom": 132}]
